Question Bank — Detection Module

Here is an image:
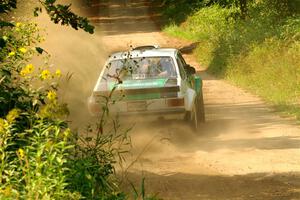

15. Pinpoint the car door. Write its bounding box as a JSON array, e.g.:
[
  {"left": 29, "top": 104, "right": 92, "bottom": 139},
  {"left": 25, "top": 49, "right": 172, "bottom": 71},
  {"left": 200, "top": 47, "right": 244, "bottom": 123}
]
[
  {"left": 176, "top": 52, "right": 187, "bottom": 90},
  {"left": 175, "top": 52, "right": 196, "bottom": 111}
]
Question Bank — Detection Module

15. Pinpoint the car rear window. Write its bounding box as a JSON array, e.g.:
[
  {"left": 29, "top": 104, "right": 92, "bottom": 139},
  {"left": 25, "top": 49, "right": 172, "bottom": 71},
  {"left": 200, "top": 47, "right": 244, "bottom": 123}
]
[{"left": 103, "top": 56, "right": 177, "bottom": 81}]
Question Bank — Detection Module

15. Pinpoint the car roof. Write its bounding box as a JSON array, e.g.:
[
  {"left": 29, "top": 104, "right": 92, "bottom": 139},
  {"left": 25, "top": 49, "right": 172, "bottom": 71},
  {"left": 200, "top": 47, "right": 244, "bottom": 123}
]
[{"left": 108, "top": 47, "right": 178, "bottom": 61}]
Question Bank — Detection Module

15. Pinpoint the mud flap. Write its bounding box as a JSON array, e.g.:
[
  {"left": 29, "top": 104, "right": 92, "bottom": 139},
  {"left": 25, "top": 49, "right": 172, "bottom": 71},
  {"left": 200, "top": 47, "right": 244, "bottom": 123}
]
[{"left": 184, "top": 88, "right": 196, "bottom": 111}]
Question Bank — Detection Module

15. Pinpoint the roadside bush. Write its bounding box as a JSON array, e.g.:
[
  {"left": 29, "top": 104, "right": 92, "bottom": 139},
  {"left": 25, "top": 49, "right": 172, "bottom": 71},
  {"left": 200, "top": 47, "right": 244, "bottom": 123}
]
[
  {"left": 162, "top": 0, "right": 205, "bottom": 24},
  {"left": 0, "top": 21, "right": 162, "bottom": 199},
  {"left": 163, "top": 1, "right": 300, "bottom": 118},
  {"left": 0, "top": 21, "right": 133, "bottom": 199},
  {"left": 65, "top": 118, "right": 131, "bottom": 200},
  {"left": 165, "top": 5, "right": 237, "bottom": 41},
  {"left": 0, "top": 21, "right": 79, "bottom": 199}
]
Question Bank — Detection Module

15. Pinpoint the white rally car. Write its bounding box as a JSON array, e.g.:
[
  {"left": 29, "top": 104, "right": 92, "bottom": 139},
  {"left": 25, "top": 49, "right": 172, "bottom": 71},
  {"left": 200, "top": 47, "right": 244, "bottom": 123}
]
[{"left": 88, "top": 45, "right": 205, "bottom": 129}]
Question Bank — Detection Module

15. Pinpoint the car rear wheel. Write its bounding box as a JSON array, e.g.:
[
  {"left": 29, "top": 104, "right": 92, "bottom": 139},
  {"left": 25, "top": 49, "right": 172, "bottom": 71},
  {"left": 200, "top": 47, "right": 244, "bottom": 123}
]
[
  {"left": 188, "top": 94, "right": 205, "bottom": 131},
  {"left": 191, "top": 103, "right": 199, "bottom": 130},
  {"left": 197, "top": 93, "right": 205, "bottom": 123}
]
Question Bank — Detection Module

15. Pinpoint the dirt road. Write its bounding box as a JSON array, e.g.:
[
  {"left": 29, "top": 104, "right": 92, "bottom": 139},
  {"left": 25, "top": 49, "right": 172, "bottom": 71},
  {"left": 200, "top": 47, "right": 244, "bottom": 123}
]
[{"left": 75, "top": 0, "right": 300, "bottom": 199}]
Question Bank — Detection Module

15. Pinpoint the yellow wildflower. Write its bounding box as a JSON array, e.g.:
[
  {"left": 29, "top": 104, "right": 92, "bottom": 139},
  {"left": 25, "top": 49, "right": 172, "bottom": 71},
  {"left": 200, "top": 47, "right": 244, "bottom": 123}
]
[
  {"left": 17, "top": 148, "right": 25, "bottom": 160},
  {"left": 47, "top": 90, "right": 57, "bottom": 101},
  {"left": 20, "top": 64, "right": 34, "bottom": 76},
  {"left": 55, "top": 69, "right": 61, "bottom": 77},
  {"left": 0, "top": 118, "right": 5, "bottom": 133},
  {"left": 20, "top": 69, "right": 27, "bottom": 77},
  {"left": 16, "top": 22, "right": 22, "bottom": 27},
  {"left": 8, "top": 51, "right": 15, "bottom": 57},
  {"left": 40, "top": 69, "right": 51, "bottom": 80},
  {"left": 1, "top": 186, "right": 12, "bottom": 197},
  {"left": 2, "top": 36, "right": 8, "bottom": 41},
  {"left": 6, "top": 108, "right": 21, "bottom": 123},
  {"left": 26, "top": 64, "right": 34, "bottom": 73},
  {"left": 18, "top": 47, "right": 27, "bottom": 54}
]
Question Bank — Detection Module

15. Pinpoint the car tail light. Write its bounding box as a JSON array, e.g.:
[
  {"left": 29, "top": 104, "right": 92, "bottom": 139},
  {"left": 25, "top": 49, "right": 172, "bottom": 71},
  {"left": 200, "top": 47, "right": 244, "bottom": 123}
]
[{"left": 167, "top": 98, "right": 184, "bottom": 107}]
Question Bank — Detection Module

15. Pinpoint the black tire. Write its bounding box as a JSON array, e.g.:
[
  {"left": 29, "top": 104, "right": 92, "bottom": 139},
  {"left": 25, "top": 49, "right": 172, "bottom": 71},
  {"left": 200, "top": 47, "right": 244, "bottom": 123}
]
[
  {"left": 191, "top": 103, "right": 198, "bottom": 130},
  {"left": 186, "top": 93, "right": 205, "bottom": 131},
  {"left": 196, "top": 93, "right": 205, "bottom": 123}
]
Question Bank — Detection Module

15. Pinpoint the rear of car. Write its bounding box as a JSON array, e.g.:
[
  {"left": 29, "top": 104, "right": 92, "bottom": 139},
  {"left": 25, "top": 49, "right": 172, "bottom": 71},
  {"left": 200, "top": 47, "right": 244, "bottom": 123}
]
[{"left": 88, "top": 49, "right": 186, "bottom": 116}]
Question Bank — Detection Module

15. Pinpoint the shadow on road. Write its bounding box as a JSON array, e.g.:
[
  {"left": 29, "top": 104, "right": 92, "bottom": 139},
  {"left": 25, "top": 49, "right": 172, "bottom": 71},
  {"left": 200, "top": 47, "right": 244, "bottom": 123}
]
[
  {"left": 78, "top": 0, "right": 164, "bottom": 35},
  {"left": 120, "top": 171, "right": 300, "bottom": 200},
  {"left": 126, "top": 99, "right": 300, "bottom": 153}
]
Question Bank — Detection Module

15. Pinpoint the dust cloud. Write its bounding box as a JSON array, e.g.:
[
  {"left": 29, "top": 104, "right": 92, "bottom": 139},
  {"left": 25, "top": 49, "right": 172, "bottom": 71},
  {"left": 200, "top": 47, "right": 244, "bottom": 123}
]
[
  {"left": 34, "top": 13, "right": 107, "bottom": 127},
  {"left": 3, "top": 0, "right": 105, "bottom": 127},
  {"left": 27, "top": 0, "right": 300, "bottom": 178}
]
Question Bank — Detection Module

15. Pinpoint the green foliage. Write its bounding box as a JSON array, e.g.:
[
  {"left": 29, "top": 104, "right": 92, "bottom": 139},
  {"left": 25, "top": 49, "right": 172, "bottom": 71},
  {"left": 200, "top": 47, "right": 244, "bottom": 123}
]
[
  {"left": 162, "top": 0, "right": 299, "bottom": 23},
  {"left": 0, "top": 21, "right": 161, "bottom": 200},
  {"left": 0, "top": 116, "right": 79, "bottom": 199},
  {"left": 0, "top": 23, "right": 123, "bottom": 199},
  {"left": 162, "top": 0, "right": 205, "bottom": 24},
  {"left": 37, "top": 0, "right": 94, "bottom": 33},
  {"left": 163, "top": 1, "right": 300, "bottom": 119},
  {"left": 0, "top": 22, "right": 53, "bottom": 115},
  {"left": 0, "top": 2, "right": 162, "bottom": 200},
  {"left": 0, "top": 0, "right": 16, "bottom": 14},
  {"left": 162, "top": 0, "right": 249, "bottom": 23},
  {"left": 65, "top": 119, "right": 131, "bottom": 200},
  {"left": 263, "top": 0, "right": 300, "bottom": 16},
  {"left": 0, "top": 21, "right": 80, "bottom": 199},
  {"left": 0, "top": 19, "right": 126, "bottom": 200},
  {"left": 226, "top": 38, "right": 300, "bottom": 107},
  {"left": 130, "top": 178, "right": 162, "bottom": 200},
  {"left": 165, "top": 5, "right": 238, "bottom": 42}
]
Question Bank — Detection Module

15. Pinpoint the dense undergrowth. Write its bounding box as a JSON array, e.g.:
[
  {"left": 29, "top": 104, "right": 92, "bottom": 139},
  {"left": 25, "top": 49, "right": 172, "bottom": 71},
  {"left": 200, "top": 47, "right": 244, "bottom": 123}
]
[
  {"left": 163, "top": 0, "right": 300, "bottom": 119},
  {"left": 0, "top": 21, "right": 130, "bottom": 199}
]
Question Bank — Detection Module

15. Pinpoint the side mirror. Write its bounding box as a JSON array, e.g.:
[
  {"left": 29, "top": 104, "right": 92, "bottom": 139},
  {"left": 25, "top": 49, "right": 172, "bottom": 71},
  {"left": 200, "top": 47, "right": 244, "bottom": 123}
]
[{"left": 185, "top": 64, "right": 196, "bottom": 75}]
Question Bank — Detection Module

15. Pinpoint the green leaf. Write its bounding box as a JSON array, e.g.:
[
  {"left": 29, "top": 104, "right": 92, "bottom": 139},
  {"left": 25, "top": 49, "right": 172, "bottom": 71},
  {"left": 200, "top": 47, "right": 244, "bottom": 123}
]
[
  {"left": 43, "top": 2, "right": 95, "bottom": 34},
  {"left": 35, "top": 47, "right": 44, "bottom": 54},
  {"left": 0, "top": 21, "right": 14, "bottom": 28},
  {"left": 45, "top": 0, "right": 56, "bottom": 4},
  {"left": 130, "top": 182, "right": 139, "bottom": 199},
  {"left": 0, "top": 0, "right": 17, "bottom": 13},
  {"left": 33, "top": 7, "right": 42, "bottom": 17},
  {"left": 141, "top": 177, "right": 145, "bottom": 198},
  {"left": 0, "top": 38, "right": 6, "bottom": 48}
]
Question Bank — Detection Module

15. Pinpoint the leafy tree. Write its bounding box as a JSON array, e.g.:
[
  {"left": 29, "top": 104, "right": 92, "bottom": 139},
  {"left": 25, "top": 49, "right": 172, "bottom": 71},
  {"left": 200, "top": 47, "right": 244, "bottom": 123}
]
[
  {"left": 205, "top": 0, "right": 248, "bottom": 18},
  {"left": 265, "top": 0, "right": 300, "bottom": 15},
  {"left": 206, "top": 0, "right": 299, "bottom": 18}
]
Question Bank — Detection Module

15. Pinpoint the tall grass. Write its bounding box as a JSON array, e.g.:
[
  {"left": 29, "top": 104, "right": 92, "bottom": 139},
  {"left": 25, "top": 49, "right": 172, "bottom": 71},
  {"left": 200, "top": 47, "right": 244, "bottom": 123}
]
[{"left": 163, "top": 2, "right": 300, "bottom": 119}]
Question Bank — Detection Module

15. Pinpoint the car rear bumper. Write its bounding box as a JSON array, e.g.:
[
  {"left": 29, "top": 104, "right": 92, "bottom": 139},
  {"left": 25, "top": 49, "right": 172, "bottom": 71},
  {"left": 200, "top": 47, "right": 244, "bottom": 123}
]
[
  {"left": 117, "top": 107, "right": 186, "bottom": 116},
  {"left": 88, "top": 97, "right": 186, "bottom": 117}
]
